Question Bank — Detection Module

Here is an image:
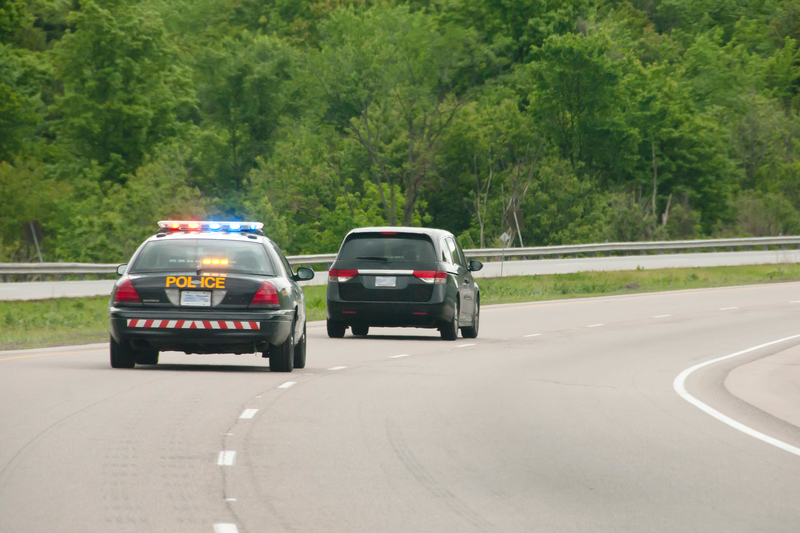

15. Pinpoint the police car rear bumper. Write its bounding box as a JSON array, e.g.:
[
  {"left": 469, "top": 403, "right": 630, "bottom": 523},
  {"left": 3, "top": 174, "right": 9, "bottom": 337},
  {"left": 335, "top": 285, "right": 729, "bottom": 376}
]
[{"left": 109, "top": 306, "right": 294, "bottom": 354}]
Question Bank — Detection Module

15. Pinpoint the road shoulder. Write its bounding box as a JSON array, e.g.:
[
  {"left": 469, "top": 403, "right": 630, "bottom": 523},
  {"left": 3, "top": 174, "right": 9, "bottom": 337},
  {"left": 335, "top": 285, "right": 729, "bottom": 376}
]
[{"left": 725, "top": 345, "right": 800, "bottom": 430}]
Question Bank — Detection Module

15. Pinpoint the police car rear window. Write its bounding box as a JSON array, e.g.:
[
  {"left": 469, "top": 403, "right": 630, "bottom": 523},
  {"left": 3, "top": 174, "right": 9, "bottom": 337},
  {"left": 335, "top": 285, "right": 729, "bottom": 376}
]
[
  {"left": 130, "top": 240, "right": 275, "bottom": 275},
  {"left": 338, "top": 234, "right": 436, "bottom": 263}
]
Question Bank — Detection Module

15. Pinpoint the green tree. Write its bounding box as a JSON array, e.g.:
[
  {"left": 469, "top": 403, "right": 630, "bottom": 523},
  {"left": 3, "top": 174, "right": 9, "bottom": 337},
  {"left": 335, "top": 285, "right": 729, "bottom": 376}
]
[{"left": 51, "top": 0, "right": 195, "bottom": 183}]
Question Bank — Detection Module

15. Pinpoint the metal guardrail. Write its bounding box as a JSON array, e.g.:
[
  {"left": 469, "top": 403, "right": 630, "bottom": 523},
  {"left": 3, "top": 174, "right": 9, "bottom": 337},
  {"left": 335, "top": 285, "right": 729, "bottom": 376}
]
[{"left": 2, "top": 236, "right": 800, "bottom": 281}]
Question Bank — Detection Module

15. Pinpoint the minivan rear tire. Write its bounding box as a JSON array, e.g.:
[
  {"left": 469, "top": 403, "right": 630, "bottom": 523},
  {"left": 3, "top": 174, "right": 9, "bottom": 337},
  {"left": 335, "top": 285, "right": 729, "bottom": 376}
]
[
  {"left": 327, "top": 320, "right": 346, "bottom": 338},
  {"left": 441, "top": 300, "right": 459, "bottom": 341},
  {"left": 351, "top": 324, "right": 369, "bottom": 336}
]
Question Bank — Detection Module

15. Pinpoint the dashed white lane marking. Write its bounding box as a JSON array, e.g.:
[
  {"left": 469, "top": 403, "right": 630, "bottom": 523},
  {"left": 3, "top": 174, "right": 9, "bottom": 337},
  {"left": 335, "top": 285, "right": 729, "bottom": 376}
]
[
  {"left": 587, "top": 324, "right": 604, "bottom": 328},
  {"left": 278, "top": 381, "right": 296, "bottom": 389},
  {"left": 217, "top": 451, "right": 236, "bottom": 466},
  {"left": 390, "top": 354, "right": 410, "bottom": 358},
  {"left": 213, "top": 524, "right": 239, "bottom": 533},
  {"left": 524, "top": 333, "right": 542, "bottom": 338},
  {"left": 255, "top": 396, "right": 262, "bottom": 398},
  {"left": 239, "top": 409, "right": 258, "bottom": 419},
  {"left": 328, "top": 366, "right": 347, "bottom": 370},
  {"left": 674, "top": 333, "right": 800, "bottom": 458},
  {"left": 226, "top": 498, "right": 237, "bottom": 502},
  {"left": 653, "top": 315, "right": 671, "bottom": 318},
  {"left": 457, "top": 343, "right": 476, "bottom": 348},
  {"left": 225, "top": 433, "right": 233, "bottom": 436},
  {"left": 719, "top": 307, "right": 738, "bottom": 311},
  {"left": 791, "top": 301, "right": 800, "bottom": 304}
]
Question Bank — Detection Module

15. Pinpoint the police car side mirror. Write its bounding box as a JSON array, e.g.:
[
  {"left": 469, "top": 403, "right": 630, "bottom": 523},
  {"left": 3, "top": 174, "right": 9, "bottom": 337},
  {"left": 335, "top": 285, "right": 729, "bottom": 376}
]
[
  {"left": 294, "top": 267, "right": 315, "bottom": 281},
  {"left": 116, "top": 264, "right": 127, "bottom": 277},
  {"left": 468, "top": 260, "right": 483, "bottom": 272}
]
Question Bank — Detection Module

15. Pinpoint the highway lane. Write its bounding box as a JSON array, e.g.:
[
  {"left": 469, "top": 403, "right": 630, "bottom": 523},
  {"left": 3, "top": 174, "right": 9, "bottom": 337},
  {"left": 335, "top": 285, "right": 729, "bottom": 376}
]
[{"left": 1, "top": 284, "right": 800, "bottom": 532}]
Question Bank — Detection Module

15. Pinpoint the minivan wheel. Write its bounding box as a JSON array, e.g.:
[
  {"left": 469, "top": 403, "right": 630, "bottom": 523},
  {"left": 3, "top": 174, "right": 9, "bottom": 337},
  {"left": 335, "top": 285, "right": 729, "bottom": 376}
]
[
  {"left": 461, "top": 297, "right": 479, "bottom": 339},
  {"left": 441, "top": 300, "right": 459, "bottom": 341},
  {"left": 327, "top": 320, "right": 346, "bottom": 338},
  {"left": 110, "top": 335, "right": 135, "bottom": 368},
  {"left": 351, "top": 324, "right": 369, "bottom": 336},
  {"left": 294, "top": 323, "right": 307, "bottom": 369}
]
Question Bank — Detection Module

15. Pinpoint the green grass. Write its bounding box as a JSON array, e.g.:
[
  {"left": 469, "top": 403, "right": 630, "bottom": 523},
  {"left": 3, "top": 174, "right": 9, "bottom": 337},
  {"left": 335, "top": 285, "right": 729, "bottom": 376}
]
[
  {"left": 4, "top": 263, "right": 800, "bottom": 350},
  {"left": 0, "top": 296, "right": 111, "bottom": 351}
]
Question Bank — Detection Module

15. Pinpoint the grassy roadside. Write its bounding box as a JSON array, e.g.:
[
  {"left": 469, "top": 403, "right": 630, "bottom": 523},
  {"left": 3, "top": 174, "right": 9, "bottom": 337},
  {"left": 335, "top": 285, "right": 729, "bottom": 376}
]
[{"left": 3, "top": 263, "right": 800, "bottom": 351}]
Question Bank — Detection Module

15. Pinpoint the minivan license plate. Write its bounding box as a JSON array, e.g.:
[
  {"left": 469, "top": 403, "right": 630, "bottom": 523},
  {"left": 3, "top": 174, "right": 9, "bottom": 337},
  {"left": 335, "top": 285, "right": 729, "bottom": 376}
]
[
  {"left": 181, "top": 291, "right": 211, "bottom": 307},
  {"left": 375, "top": 276, "right": 396, "bottom": 288}
]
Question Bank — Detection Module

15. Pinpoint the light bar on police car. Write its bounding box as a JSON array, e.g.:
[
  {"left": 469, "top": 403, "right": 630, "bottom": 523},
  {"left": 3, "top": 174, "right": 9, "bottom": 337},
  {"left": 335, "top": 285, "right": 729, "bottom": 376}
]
[{"left": 157, "top": 221, "right": 264, "bottom": 232}]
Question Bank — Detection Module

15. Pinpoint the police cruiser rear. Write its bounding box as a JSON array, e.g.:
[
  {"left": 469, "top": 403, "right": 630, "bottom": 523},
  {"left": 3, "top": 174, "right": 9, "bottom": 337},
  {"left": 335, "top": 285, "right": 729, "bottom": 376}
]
[{"left": 108, "top": 221, "right": 313, "bottom": 371}]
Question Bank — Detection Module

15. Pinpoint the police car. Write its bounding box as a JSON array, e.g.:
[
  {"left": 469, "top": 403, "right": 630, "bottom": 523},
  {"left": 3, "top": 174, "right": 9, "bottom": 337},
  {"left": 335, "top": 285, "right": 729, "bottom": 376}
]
[{"left": 109, "top": 221, "right": 314, "bottom": 371}]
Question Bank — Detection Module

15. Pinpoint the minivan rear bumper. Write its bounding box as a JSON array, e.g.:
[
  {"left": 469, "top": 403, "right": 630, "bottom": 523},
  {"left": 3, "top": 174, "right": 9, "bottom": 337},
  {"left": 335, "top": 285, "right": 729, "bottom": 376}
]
[{"left": 326, "top": 283, "right": 455, "bottom": 328}]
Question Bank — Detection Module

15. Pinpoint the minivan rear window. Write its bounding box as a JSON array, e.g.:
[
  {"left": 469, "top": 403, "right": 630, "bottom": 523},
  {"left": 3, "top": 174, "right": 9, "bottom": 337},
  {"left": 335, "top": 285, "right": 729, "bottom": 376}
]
[
  {"left": 131, "top": 239, "right": 275, "bottom": 275},
  {"left": 339, "top": 234, "right": 436, "bottom": 263}
]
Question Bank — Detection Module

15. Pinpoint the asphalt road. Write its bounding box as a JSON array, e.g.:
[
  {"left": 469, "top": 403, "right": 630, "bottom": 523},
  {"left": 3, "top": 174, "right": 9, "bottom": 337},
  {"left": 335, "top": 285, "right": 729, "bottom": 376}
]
[
  {"left": 2, "top": 284, "right": 800, "bottom": 532},
  {"left": 3, "top": 249, "right": 800, "bottom": 298}
]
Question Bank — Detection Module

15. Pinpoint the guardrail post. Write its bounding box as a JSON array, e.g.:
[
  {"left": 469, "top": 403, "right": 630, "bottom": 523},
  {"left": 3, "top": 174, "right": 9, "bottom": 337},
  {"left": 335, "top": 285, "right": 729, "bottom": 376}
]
[
  {"left": 79, "top": 274, "right": 85, "bottom": 281},
  {"left": 2, "top": 275, "right": 7, "bottom": 283}
]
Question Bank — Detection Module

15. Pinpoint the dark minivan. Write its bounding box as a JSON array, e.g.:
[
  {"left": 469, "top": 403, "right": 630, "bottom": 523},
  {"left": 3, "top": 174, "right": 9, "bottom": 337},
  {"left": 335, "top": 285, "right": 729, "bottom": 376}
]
[{"left": 326, "top": 227, "right": 482, "bottom": 340}]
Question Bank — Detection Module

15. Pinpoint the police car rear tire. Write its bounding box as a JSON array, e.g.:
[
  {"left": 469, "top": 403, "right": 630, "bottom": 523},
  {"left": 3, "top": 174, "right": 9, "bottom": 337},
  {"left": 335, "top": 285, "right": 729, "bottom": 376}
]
[
  {"left": 110, "top": 335, "right": 136, "bottom": 368},
  {"left": 270, "top": 324, "right": 295, "bottom": 372},
  {"left": 135, "top": 350, "right": 159, "bottom": 365},
  {"left": 327, "top": 320, "right": 346, "bottom": 338},
  {"left": 293, "top": 323, "right": 307, "bottom": 369}
]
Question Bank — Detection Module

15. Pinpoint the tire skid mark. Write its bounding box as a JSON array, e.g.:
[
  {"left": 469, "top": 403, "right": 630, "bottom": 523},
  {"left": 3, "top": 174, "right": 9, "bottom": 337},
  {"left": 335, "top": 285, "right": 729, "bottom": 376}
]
[{"left": 386, "top": 423, "right": 496, "bottom": 533}]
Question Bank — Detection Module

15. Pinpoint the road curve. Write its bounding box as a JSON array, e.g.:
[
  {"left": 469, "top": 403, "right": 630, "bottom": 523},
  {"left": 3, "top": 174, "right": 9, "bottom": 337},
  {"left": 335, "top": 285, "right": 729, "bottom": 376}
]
[{"left": 2, "top": 283, "right": 800, "bottom": 532}]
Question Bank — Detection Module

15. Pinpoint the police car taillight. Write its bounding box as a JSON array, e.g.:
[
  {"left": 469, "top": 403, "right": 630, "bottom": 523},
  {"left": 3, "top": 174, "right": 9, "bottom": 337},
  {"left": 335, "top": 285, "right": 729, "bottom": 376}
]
[
  {"left": 413, "top": 270, "right": 447, "bottom": 284},
  {"left": 250, "top": 282, "right": 279, "bottom": 307},
  {"left": 328, "top": 269, "right": 358, "bottom": 283},
  {"left": 114, "top": 280, "right": 141, "bottom": 304}
]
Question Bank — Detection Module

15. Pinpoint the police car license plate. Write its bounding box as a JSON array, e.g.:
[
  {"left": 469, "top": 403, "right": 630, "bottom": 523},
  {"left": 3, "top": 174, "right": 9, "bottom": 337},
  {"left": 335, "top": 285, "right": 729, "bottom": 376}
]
[
  {"left": 181, "top": 291, "right": 211, "bottom": 307},
  {"left": 375, "top": 276, "right": 396, "bottom": 288}
]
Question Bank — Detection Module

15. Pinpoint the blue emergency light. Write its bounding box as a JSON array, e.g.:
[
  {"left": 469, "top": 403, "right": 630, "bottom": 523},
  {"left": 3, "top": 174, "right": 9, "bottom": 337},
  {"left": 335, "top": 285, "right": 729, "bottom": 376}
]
[{"left": 157, "top": 220, "right": 264, "bottom": 234}]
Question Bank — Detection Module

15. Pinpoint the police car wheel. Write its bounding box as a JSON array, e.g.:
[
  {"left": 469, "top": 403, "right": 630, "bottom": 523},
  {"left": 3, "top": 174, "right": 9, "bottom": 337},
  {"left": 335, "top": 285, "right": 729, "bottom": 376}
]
[
  {"left": 327, "top": 320, "right": 346, "bottom": 338},
  {"left": 135, "top": 350, "right": 159, "bottom": 365},
  {"left": 270, "top": 323, "right": 295, "bottom": 372},
  {"left": 440, "top": 300, "right": 459, "bottom": 341},
  {"left": 110, "top": 335, "right": 135, "bottom": 368},
  {"left": 293, "top": 323, "right": 307, "bottom": 369}
]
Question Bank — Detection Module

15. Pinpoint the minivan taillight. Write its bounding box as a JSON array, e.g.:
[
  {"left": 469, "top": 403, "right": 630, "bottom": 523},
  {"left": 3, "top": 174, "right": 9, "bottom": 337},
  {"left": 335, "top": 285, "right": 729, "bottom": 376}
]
[
  {"left": 328, "top": 269, "right": 358, "bottom": 283},
  {"left": 114, "top": 280, "right": 141, "bottom": 303},
  {"left": 413, "top": 271, "right": 447, "bottom": 284},
  {"left": 250, "top": 282, "right": 279, "bottom": 307}
]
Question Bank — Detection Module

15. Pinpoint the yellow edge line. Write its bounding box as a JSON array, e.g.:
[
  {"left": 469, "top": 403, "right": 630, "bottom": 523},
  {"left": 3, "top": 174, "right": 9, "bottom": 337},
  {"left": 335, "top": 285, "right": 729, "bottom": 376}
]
[{"left": 0, "top": 349, "right": 105, "bottom": 362}]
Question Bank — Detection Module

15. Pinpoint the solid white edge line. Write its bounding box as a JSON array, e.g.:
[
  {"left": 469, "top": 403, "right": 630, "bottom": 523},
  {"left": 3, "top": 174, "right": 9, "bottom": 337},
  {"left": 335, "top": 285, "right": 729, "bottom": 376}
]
[
  {"left": 719, "top": 307, "right": 738, "bottom": 310},
  {"left": 389, "top": 354, "right": 410, "bottom": 358},
  {"left": 457, "top": 343, "right": 476, "bottom": 347},
  {"left": 653, "top": 315, "right": 672, "bottom": 318},
  {"left": 673, "top": 333, "right": 800, "bottom": 458},
  {"left": 213, "top": 524, "right": 239, "bottom": 533},
  {"left": 217, "top": 451, "right": 236, "bottom": 466},
  {"left": 524, "top": 333, "right": 542, "bottom": 338},
  {"left": 328, "top": 366, "right": 347, "bottom": 370},
  {"left": 239, "top": 409, "right": 258, "bottom": 419},
  {"left": 278, "top": 381, "right": 296, "bottom": 389},
  {"left": 587, "top": 324, "right": 604, "bottom": 328}
]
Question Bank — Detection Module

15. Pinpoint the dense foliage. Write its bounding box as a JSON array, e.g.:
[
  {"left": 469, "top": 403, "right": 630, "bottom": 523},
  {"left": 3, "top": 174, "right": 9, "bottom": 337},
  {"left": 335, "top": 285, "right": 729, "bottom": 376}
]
[{"left": 3, "top": 0, "right": 800, "bottom": 262}]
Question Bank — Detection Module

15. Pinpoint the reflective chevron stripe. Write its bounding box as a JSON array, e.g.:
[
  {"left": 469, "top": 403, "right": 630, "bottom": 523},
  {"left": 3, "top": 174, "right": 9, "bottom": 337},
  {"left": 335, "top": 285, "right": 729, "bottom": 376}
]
[{"left": 127, "top": 319, "right": 259, "bottom": 330}]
